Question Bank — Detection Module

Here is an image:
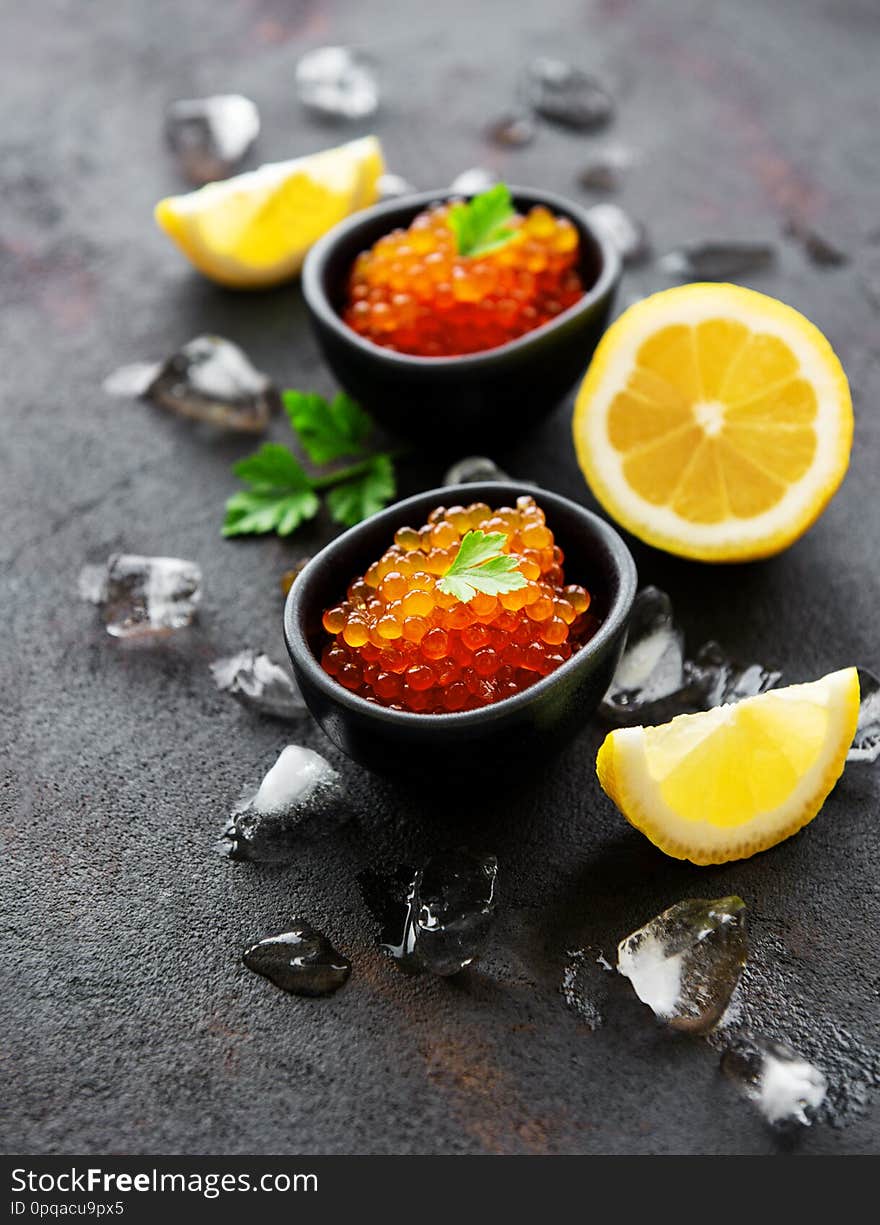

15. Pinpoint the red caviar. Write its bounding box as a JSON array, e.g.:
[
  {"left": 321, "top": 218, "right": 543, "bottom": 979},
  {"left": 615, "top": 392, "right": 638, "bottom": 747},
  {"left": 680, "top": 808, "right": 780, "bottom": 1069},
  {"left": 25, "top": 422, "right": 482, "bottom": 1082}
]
[
  {"left": 342, "top": 202, "right": 585, "bottom": 357},
  {"left": 321, "top": 497, "right": 599, "bottom": 713}
]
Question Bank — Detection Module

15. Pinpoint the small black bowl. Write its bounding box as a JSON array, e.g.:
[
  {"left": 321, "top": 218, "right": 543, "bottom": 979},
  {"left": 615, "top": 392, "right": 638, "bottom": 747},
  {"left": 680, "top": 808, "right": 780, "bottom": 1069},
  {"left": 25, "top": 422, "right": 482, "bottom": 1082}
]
[
  {"left": 301, "top": 187, "right": 621, "bottom": 449},
  {"left": 284, "top": 482, "right": 637, "bottom": 777}
]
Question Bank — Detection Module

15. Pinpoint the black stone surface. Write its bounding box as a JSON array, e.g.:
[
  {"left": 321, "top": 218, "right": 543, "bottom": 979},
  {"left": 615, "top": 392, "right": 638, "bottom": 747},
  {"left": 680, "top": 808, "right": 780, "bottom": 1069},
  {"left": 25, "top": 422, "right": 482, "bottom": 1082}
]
[{"left": 2, "top": 0, "right": 878, "bottom": 1155}]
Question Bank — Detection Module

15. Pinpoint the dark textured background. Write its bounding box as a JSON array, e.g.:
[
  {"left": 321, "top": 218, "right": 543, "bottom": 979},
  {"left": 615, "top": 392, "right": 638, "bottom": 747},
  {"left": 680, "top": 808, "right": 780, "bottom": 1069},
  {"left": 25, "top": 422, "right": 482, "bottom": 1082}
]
[{"left": 2, "top": 0, "right": 879, "bottom": 1156}]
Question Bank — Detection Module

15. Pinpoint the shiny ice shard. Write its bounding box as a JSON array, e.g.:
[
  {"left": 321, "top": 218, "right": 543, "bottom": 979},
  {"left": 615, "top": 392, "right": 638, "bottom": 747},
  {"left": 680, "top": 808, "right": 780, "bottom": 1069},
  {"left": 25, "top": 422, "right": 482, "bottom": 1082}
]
[
  {"left": 600, "top": 586, "right": 780, "bottom": 726},
  {"left": 521, "top": 58, "right": 613, "bottom": 131},
  {"left": 79, "top": 554, "right": 201, "bottom": 638},
  {"left": 721, "top": 1035, "right": 827, "bottom": 1126},
  {"left": 295, "top": 46, "right": 379, "bottom": 120},
  {"left": 220, "top": 745, "right": 347, "bottom": 862},
  {"left": 383, "top": 851, "right": 498, "bottom": 976},
  {"left": 659, "top": 240, "right": 775, "bottom": 279},
  {"left": 848, "top": 666, "right": 880, "bottom": 762},
  {"left": 104, "top": 336, "right": 278, "bottom": 433},
  {"left": 166, "top": 94, "right": 260, "bottom": 185},
  {"left": 210, "top": 649, "right": 307, "bottom": 720},
  {"left": 443, "top": 455, "right": 510, "bottom": 486},
  {"left": 243, "top": 923, "right": 350, "bottom": 997},
  {"left": 617, "top": 896, "right": 747, "bottom": 1033},
  {"left": 585, "top": 203, "right": 650, "bottom": 265},
  {"left": 449, "top": 167, "right": 499, "bottom": 196}
]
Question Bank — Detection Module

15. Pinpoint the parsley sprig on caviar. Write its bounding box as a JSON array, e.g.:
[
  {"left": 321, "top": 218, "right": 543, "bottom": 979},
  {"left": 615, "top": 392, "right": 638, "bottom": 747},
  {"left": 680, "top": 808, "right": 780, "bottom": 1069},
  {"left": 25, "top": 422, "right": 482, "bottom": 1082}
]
[
  {"left": 436, "top": 530, "right": 527, "bottom": 602},
  {"left": 447, "top": 183, "right": 517, "bottom": 257},
  {"left": 222, "top": 390, "right": 396, "bottom": 537}
]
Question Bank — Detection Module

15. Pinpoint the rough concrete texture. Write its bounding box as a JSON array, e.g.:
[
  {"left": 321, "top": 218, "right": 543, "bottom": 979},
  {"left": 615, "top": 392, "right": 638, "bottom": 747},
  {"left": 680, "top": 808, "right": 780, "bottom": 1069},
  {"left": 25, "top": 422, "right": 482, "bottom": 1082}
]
[{"left": 2, "top": 0, "right": 879, "bottom": 1155}]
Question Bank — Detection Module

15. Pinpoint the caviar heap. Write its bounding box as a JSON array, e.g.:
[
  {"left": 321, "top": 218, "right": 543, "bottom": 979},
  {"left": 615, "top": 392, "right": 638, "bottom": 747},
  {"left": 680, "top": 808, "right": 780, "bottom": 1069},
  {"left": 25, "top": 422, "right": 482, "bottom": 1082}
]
[
  {"left": 343, "top": 200, "right": 585, "bottom": 356},
  {"left": 321, "top": 497, "right": 597, "bottom": 713}
]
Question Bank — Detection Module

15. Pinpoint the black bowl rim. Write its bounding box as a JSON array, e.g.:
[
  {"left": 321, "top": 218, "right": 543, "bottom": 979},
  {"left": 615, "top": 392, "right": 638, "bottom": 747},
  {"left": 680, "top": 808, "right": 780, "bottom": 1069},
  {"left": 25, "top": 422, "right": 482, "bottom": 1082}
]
[
  {"left": 301, "top": 185, "right": 621, "bottom": 369},
  {"left": 284, "top": 482, "right": 638, "bottom": 731}
]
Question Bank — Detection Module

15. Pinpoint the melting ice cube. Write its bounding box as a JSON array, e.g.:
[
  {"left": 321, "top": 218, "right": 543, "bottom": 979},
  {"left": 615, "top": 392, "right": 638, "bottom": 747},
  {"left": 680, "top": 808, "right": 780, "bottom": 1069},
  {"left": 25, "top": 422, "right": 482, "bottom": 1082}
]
[
  {"left": 600, "top": 586, "right": 780, "bottom": 726},
  {"left": 381, "top": 851, "right": 498, "bottom": 976},
  {"left": 521, "top": 58, "right": 614, "bottom": 131},
  {"left": 220, "top": 745, "right": 348, "bottom": 862},
  {"left": 601, "top": 587, "right": 688, "bottom": 724},
  {"left": 687, "top": 641, "right": 782, "bottom": 708},
  {"left": 721, "top": 1035, "right": 827, "bottom": 1126},
  {"left": 377, "top": 172, "right": 417, "bottom": 199},
  {"left": 586, "top": 203, "right": 650, "bottom": 266},
  {"left": 104, "top": 336, "right": 278, "bottom": 433},
  {"left": 165, "top": 94, "right": 260, "bottom": 185},
  {"left": 210, "top": 649, "right": 307, "bottom": 720},
  {"left": 243, "top": 923, "right": 350, "bottom": 997},
  {"left": 561, "top": 949, "right": 605, "bottom": 1029},
  {"left": 784, "top": 218, "right": 848, "bottom": 268},
  {"left": 486, "top": 113, "right": 536, "bottom": 148},
  {"left": 577, "top": 147, "right": 633, "bottom": 193},
  {"left": 79, "top": 554, "right": 201, "bottom": 638},
  {"left": 617, "top": 896, "right": 747, "bottom": 1033},
  {"left": 443, "top": 455, "right": 510, "bottom": 486},
  {"left": 849, "top": 666, "right": 880, "bottom": 762},
  {"left": 449, "top": 167, "right": 499, "bottom": 197},
  {"left": 659, "top": 241, "right": 775, "bottom": 279},
  {"left": 295, "top": 46, "right": 379, "bottom": 120}
]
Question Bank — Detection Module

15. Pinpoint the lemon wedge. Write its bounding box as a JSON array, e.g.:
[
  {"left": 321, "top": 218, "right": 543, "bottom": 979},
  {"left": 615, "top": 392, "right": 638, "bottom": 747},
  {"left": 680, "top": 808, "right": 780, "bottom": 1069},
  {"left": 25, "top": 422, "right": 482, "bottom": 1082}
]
[
  {"left": 573, "top": 284, "right": 852, "bottom": 561},
  {"left": 596, "top": 667, "right": 860, "bottom": 864},
  {"left": 154, "top": 135, "right": 385, "bottom": 289}
]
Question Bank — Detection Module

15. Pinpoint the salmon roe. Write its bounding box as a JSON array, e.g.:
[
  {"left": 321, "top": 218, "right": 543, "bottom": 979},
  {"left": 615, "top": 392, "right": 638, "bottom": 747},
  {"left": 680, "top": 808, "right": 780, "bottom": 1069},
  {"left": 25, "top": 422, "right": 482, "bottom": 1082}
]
[
  {"left": 320, "top": 497, "right": 599, "bottom": 713},
  {"left": 342, "top": 201, "right": 585, "bottom": 357}
]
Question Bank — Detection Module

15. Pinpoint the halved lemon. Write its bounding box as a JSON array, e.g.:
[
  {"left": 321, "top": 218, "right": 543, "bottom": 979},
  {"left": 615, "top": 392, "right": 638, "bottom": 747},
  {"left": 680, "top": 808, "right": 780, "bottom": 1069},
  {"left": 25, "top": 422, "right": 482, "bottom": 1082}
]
[
  {"left": 596, "top": 668, "right": 860, "bottom": 865},
  {"left": 154, "top": 135, "right": 385, "bottom": 289},
  {"left": 573, "top": 284, "right": 852, "bottom": 561}
]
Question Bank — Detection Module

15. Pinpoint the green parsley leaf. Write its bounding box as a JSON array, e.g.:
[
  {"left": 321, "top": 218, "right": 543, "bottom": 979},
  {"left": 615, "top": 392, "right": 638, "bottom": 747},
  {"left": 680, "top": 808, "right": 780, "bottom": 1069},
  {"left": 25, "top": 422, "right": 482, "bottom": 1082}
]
[
  {"left": 325, "top": 453, "right": 396, "bottom": 528},
  {"left": 436, "top": 529, "right": 528, "bottom": 602},
  {"left": 222, "top": 443, "right": 320, "bottom": 537},
  {"left": 283, "top": 389, "right": 372, "bottom": 464},
  {"left": 447, "top": 183, "right": 517, "bottom": 258}
]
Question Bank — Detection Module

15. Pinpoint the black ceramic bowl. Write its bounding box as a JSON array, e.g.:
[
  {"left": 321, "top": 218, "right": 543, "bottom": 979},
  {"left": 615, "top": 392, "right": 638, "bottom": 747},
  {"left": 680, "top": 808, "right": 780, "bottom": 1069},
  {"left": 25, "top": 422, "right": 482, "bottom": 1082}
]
[
  {"left": 301, "top": 187, "right": 621, "bottom": 449},
  {"left": 284, "top": 482, "right": 637, "bottom": 776}
]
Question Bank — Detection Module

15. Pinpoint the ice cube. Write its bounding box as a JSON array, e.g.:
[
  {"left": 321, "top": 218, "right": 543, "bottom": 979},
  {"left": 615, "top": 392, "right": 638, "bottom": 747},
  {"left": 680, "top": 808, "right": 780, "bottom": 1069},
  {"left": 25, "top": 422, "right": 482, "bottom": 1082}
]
[
  {"left": 617, "top": 896, "right": 747, "bottom": 1033},
  {"left": 220, "top": 745, "right": 347, "bottom": 862},
  {"left": 210, "top": 649, "right": 307, "bottom": 720},
  {"left": 443, "top": 455, "right": 510, "bottom": 486},
  {"left": 687, "top": 641, "right": 782, "bottom": 707},
  {"left": 102, "top": 362, "right": 162, "bottom": 399},
  {"left": 784, "top": 218, "right": 848, "bottom": 268},
  {"left": 486, "top": 113, "right": 536, "bottom": 148},
  {"left": 382, "top": 851, "right": 498, "bottom": 976},
  {"left": 586, "top": 203, "right": 650, "bottom": 266},
  {"left": 660, "top": 241, "right": 775, "bottom": 279},
  {"left": 521, "top": 58, "right": 614, "bottom": 131},
  {"left": 79, "top": 554, "right": 201, "bottom": 638},
  {"left": 721, "top": 1035, "right": 827, "bottom": 1126},
  {"left": 165, "top": 94, "right": 260, "bottom": 185},
  {"left": 577, "top": 147, "right": 633, "bottom": 193},
  {"left": 105, "top": 336, "right": 277, "bottom": 433},
  {"left": 377, "top": 172, "right": 417, "bottom": 199},
  {"left": 601, "top": 587, "right": 688, "bottom": 724},
  {"left": 601, "top": 587, "right": 781, "bottom": 726},
  {"left": 295, "top": 46, "right": 379, "bottom": 120},
  {"left": 849, "top": 666, "right": 880, "bottom": 762},
  {"left": 449, "top": 167, "right": 499, "bottom": 196},
  {"left": 243, "top": 923, "right": 350, "bottom": 997},
  {"left": 150, "top": 336, "right": 277, "bottom": 432}
]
